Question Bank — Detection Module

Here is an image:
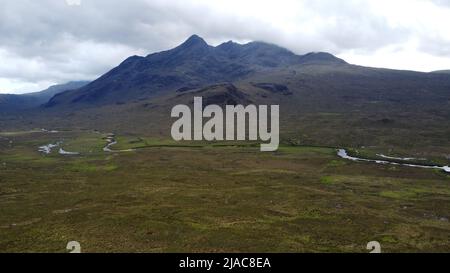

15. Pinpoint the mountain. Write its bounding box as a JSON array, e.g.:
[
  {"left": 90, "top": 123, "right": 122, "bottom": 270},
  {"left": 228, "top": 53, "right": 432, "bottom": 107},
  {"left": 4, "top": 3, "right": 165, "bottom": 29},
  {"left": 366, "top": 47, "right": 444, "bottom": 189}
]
[
  {"left": 2, "top": 35, "right": 450, "bottom": 150},
  {"left": 0, "top": 81, "right": 89, "bottom": 113},
  {"left": 45, "top": 35, "right": 345, "bottom": 107}
]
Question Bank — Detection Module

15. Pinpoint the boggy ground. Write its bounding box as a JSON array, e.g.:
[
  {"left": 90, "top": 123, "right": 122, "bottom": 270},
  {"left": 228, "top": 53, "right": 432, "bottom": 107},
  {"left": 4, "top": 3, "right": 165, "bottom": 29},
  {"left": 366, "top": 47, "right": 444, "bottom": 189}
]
[{"left": 0, "top": 130, "right": 449, "bottom": 252}]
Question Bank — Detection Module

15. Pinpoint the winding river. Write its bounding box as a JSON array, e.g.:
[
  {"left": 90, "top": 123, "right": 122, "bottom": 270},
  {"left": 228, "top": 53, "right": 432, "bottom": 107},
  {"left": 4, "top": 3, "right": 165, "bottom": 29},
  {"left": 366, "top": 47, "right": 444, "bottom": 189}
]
[
  {"left": 103, "top": 135, "right": 135, "bottom": 153},
  {"left": 33, "top": 129, "right": 450, "bottom": 173},
  {"left": 102, "top": 136, "right": 117, "bottom": 152},
  {"left": 37, "top": 132, "right": 134, "bottom": 155},
  {"left": 337, "top": 149, "right": 450, "bottom": 173},
  {"left": 58, "top": 148, "right": 80, "bottom": 155}
]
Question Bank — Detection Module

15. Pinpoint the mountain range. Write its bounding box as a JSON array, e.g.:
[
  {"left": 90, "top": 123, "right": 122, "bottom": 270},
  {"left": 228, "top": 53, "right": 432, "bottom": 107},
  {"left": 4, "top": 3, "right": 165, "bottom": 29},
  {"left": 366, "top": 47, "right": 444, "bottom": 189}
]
[
  {"left": 1, "top": 35, "right": 449, "bottom": 149},
  {"left": 45, "top": 35, "right": 345, "bottom": 108}
]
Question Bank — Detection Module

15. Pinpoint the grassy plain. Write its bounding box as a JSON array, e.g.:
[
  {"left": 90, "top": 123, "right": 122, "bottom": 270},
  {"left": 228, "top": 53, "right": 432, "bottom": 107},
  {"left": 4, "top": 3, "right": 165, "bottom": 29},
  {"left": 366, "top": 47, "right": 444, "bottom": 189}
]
[{"left": 0, "top": 130, "right": 449, "bottom": 252}]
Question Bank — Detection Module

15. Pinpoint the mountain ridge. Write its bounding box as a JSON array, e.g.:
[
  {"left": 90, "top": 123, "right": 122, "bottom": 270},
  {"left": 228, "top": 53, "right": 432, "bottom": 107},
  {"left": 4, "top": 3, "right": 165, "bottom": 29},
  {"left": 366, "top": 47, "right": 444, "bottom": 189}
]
[{"left": 45, "top": 35, "right": 346, "bottom": 108}]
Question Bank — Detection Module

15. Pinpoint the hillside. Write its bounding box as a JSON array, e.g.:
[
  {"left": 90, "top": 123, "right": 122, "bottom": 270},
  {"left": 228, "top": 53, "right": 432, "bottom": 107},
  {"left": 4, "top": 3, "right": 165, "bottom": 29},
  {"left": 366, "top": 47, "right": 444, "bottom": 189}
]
[
  {"left": 0, "top": 81, "right": 89, "bottom": 113},
  {"left": 432, "top": 70, "right": 450, "bottom": 74},
  {"left": 26, "top": 81, "right": 90, "bottom": 102},
  {"left": 45, "top": 35, "right": 345, "bottom": 108}
]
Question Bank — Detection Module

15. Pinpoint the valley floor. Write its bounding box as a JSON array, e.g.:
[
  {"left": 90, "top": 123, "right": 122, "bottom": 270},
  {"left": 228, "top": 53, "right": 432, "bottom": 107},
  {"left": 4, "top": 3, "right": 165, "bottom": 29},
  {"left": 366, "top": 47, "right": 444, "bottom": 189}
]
[{"left": 0, "top": 130, "right": 449, "bottom": 252}]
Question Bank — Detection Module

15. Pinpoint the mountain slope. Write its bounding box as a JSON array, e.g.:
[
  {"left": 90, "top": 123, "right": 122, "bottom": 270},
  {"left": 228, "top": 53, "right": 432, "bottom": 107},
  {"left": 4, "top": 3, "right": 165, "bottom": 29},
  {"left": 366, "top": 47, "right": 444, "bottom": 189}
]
[
  {"left": 0, "top": 94, "right": 38, "bottom": 112},
  {"left": 0, "top": 81, "right": 89, "bottom": 113},
  {"left": 432, "top": 70, "right": 450, "bottom": 74},
  {"left": 46, "top": 35, "right": 346, "bottom": 108},
  {"left": 26, "top": 81, "right": 90, "bottom": 102}
]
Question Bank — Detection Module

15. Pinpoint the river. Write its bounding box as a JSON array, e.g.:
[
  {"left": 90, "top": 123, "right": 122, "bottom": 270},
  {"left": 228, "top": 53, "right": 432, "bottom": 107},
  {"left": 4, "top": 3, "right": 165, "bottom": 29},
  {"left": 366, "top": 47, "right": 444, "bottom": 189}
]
[{"left": 337, "top": 149, "right": 450, "bottom": 173}]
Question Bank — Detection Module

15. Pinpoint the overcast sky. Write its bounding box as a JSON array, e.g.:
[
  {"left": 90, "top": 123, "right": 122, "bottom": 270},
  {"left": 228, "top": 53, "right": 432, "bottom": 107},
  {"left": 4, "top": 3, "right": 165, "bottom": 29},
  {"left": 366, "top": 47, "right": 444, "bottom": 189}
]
[{"left": 1, "top": 0, "right": 450, "bottom": 94}]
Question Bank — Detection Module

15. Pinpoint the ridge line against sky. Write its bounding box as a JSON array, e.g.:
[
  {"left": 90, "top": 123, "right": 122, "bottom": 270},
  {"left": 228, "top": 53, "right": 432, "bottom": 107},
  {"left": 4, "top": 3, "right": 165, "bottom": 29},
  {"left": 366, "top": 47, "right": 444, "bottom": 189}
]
[{"left": 1, "top": 0, "right": 450, "bottom": 94}]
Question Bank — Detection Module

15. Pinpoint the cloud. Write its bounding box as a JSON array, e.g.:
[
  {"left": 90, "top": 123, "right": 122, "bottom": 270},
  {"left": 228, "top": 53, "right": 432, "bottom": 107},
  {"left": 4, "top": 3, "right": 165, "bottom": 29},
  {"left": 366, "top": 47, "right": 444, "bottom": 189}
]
[{"left": 1, "top": 0, "right": 450, "bottom": 93}]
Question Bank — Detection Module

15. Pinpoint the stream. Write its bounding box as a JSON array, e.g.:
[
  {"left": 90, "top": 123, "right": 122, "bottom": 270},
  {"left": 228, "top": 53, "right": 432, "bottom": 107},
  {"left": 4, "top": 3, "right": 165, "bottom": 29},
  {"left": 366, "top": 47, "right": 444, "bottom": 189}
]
[
  {"left": 38, "top": 142, "right": 61, "bottom": 154},
  {"left": 103, "top": 135, "right": 135, "bottom": 153},
  {"left": 337, "top": 149, "right": 450, "bottom": 173},
  {"left": 38, "top": 142, "right": 79, "bottom": 155}
]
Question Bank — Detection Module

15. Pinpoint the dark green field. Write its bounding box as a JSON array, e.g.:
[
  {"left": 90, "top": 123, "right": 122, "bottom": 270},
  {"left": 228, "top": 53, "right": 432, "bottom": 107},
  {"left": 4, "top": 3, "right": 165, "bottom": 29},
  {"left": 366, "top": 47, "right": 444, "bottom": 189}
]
[{"left": 0, "top": 130, "right": 449, "bottom": 253}]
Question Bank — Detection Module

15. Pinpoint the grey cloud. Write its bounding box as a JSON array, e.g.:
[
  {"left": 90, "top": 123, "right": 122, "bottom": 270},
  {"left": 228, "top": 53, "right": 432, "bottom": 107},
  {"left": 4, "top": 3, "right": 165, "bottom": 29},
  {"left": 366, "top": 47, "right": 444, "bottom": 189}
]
[
  {"left": 430, "top": 0, "right": 450, "bottom": 8},
  {"left": 0, "top": 0, "right": 449, "bottom": 93}
]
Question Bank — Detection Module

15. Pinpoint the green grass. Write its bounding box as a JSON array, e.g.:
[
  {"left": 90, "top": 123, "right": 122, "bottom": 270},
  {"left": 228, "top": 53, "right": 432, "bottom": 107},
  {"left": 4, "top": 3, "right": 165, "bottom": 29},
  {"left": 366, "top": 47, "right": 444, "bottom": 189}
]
[
  {"left": 0, "top": 131, "right": 449, "bottom": 253},
  {"left": 320, "top": 176, "right": 335, "bottom": 185},
  {"left": 379, "top": 191, "right": 418, "bottom": 200}
]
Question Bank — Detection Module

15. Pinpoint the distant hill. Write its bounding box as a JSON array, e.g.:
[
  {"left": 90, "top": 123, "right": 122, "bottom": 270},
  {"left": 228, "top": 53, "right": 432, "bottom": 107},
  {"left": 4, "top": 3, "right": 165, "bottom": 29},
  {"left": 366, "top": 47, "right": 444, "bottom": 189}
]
[
  {"left": 432, "top": 70, "right": 450, "bottom": 74},
  {"left": 0, "top": 81, "right": 89, "bottom": 113},
  {"left": 0, "top": 94, "right": 38, "bottom": 112},
  {"left": 26, "top": 81, "right": 90, "bottom": 102}
]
